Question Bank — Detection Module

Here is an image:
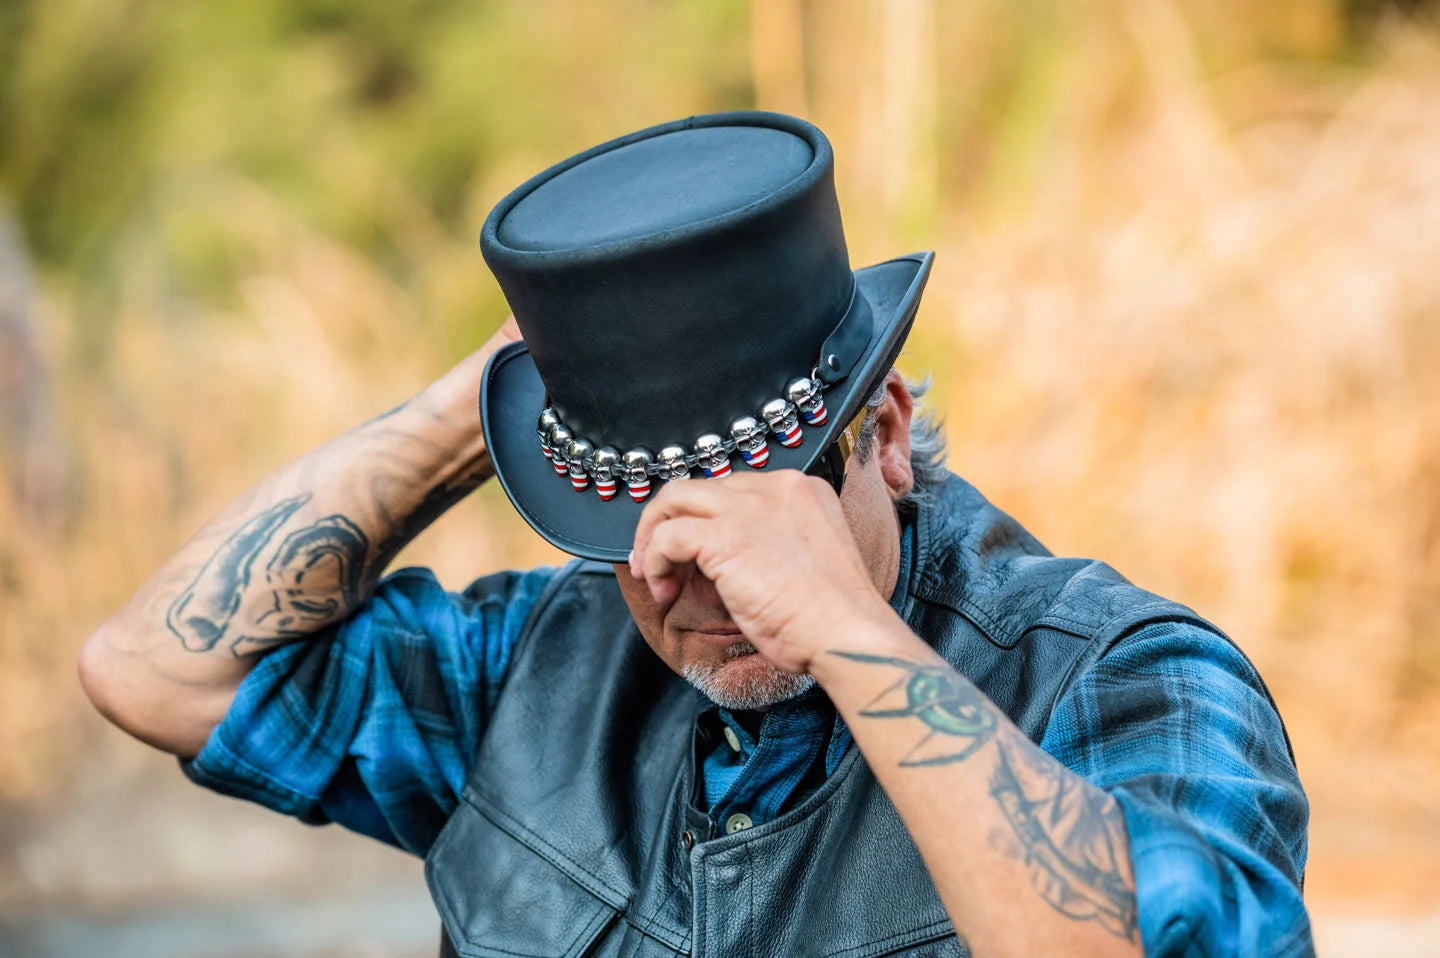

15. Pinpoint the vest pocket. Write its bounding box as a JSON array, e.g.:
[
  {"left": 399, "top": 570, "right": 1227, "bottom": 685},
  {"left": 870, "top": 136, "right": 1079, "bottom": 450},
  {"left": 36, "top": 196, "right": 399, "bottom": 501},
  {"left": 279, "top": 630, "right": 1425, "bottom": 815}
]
[{"left": 425, "top": 791, "right": 621, "bottom": 958}]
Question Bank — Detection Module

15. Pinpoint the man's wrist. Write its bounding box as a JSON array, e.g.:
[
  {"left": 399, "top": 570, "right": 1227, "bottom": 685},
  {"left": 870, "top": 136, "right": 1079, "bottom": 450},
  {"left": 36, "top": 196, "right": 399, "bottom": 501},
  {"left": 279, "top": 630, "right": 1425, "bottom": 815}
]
[{"left": 807, "top": 598, "right": 918, "bottom": 687}]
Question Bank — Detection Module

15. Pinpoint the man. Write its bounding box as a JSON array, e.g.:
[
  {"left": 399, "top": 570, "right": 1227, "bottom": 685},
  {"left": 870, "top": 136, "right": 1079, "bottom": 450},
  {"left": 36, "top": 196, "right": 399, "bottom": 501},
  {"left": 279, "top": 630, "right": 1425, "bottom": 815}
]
[{"left": 79, "top": 112, "right": 1310, "bottom": 956}]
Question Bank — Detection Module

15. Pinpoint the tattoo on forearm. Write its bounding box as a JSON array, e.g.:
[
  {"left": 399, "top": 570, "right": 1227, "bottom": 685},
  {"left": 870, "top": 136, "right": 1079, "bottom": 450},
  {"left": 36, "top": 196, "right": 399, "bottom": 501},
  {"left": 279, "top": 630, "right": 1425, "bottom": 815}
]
[
  {"left": 166, "top": 494, "right": 311, "bottom": 652},
  {"left": 366, "top": 473, "right": 480, "bottom": 580},
  {"left": 989, "top": 738, "right": 1137, "bottom": 940},
  {"left": 830, "top": 652, "right": 1139, "bottom": 942},
  {"left": 166, "top": 494, "right": 374, "bottom": 658},
  {"left": 164, "top": 408, "right": 482, "bottom": 657},
  {"left": 830, "top": 653, "right": 1000, "bottom": 765},
  {"left": 250, "top": 514, "right": 368, "bottom": 635}
]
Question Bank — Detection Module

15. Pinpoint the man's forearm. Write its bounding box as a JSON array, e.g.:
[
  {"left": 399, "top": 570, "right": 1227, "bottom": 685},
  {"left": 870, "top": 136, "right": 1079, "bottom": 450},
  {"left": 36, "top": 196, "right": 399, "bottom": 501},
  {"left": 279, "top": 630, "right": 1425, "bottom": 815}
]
[
  {"left": 812, "top": 615, "right": 1141, "bottom": 958},
  {"left": 80, "top": 323, "right": 517, "bottom": 756}
]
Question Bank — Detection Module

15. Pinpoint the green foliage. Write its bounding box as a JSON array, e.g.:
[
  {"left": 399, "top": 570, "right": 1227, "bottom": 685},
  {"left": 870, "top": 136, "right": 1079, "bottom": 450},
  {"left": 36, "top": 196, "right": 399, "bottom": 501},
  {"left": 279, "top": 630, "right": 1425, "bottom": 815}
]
[{"left": 0, "top": 0, "right": 751, "bottom": 348}]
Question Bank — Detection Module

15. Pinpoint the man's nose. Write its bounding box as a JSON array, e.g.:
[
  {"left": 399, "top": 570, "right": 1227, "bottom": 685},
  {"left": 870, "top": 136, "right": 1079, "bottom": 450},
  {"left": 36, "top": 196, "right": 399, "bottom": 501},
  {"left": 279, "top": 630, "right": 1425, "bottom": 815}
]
[{"left": 679, "top": 570, "right": 725, "bottom": 609}]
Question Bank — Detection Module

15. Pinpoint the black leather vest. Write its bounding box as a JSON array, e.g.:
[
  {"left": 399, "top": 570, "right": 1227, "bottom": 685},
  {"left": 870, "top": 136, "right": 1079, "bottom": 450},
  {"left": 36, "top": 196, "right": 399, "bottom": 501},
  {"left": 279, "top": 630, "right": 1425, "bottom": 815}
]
[{"left": 426, "top": 476, "right": 1244, "bottom": 957}]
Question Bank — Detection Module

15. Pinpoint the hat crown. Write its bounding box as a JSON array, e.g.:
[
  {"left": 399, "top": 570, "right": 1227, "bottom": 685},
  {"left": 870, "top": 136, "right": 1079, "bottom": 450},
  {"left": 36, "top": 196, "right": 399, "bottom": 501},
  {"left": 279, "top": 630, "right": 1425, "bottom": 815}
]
[{"left": 481, "top": 111, "right": 855, "bottom": 454}]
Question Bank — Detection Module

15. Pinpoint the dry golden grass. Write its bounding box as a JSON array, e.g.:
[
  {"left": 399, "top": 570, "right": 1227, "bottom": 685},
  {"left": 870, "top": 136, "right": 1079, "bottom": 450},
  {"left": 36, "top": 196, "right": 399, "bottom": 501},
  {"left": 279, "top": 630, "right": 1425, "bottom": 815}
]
[{"left": 2, "top": 0, "right": 1438, "bottom": 922}]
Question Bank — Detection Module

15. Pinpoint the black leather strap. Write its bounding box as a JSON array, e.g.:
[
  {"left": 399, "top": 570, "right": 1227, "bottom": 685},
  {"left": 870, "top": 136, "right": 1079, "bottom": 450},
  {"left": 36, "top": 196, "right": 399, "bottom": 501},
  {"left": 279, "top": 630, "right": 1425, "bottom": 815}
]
[{"left": 815, "top": 281, "right": 874, "bottom": 387}]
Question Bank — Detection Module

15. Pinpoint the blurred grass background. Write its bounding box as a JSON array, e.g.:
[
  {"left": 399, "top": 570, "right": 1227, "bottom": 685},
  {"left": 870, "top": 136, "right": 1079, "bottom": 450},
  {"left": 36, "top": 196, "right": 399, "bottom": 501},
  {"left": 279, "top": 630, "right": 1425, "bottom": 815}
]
[{"left": 3, "top": 0, "right": 1440, "bottom": 953}]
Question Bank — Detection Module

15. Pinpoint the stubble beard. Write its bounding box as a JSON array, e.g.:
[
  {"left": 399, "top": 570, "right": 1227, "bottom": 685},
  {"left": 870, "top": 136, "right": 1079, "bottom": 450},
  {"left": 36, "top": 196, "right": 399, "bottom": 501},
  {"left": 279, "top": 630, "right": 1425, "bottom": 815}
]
[{"left": 680, "top": 640, "right": 816, "bottom": 710}]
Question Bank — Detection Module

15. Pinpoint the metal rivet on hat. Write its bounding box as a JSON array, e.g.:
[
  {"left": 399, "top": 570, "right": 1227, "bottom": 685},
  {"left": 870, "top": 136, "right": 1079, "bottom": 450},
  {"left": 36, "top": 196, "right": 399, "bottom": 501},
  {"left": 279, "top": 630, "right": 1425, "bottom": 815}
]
[{"left": 826, "top": 353, "right": 840, "bottom": 372}]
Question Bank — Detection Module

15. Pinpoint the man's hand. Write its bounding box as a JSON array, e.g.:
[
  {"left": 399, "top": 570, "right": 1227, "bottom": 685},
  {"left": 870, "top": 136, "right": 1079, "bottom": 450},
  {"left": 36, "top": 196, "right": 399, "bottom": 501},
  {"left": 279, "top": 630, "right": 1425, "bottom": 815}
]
[{"left": 628, "top": 470, "right": 898, "bottom": 675}]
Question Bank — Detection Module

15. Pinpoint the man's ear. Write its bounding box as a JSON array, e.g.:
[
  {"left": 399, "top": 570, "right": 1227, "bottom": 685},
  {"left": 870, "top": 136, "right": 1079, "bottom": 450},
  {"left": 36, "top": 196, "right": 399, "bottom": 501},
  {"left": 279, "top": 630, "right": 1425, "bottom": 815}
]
[{"left": 873, "top": 369, "right": 914, "bottom": 501}]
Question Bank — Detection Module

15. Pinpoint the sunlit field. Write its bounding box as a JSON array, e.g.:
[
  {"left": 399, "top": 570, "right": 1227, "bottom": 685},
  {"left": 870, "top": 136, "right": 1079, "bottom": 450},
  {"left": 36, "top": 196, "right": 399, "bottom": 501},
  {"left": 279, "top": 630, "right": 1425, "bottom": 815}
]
[{"left": 3, "top": 0, "right": 1438, "bottom": 952}]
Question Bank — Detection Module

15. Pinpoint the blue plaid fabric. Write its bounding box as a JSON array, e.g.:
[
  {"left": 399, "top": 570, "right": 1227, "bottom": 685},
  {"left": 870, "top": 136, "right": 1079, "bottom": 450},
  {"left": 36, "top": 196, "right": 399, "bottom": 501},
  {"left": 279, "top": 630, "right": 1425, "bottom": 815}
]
[
  {"left": 185, "top": 559, "right": 1309, "bottom": 955},
  {"left": 183, "top": 565, "right": 556, "bottom": 854}
]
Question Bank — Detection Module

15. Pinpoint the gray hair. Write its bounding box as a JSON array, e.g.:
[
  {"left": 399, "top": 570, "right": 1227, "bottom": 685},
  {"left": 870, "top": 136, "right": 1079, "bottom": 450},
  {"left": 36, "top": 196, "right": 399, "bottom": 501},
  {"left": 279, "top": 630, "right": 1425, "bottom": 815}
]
[{"left": 852, "top": 372, "right": 949, "bottom": 506}]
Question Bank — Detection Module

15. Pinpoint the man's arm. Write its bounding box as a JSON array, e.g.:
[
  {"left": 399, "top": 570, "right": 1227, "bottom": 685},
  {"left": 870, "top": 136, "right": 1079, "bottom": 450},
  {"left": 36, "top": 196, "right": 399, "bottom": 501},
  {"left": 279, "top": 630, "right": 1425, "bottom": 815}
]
[
  {"left": 628, "top": 471, "right": 1307, "bottom": 955},
  {"left": 812, "top": 621, "right": 1141, "bottom": 956},
  {"left": 78, "top": 319, "right": 520, "bottom": 758}
]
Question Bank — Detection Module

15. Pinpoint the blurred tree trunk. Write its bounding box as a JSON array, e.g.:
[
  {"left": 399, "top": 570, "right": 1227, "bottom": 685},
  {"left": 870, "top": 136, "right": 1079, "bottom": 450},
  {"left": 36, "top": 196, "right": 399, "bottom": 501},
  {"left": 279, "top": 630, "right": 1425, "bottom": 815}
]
[
  {"left": 855, "top": 0, "right": 937, "bottom": 230},
  {"left": 750, "top": 0, "right": 808, "bottom": 116},
  {"left": 0, "top": 207, "right": 65, "bottom": 528}
]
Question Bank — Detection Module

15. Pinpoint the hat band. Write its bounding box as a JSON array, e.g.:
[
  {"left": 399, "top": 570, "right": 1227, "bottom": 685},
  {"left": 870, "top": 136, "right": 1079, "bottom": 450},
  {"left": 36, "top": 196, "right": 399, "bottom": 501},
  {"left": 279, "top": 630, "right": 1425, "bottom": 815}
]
[{"left": 537, "top": 371, "right": 834, "bottom": 502}]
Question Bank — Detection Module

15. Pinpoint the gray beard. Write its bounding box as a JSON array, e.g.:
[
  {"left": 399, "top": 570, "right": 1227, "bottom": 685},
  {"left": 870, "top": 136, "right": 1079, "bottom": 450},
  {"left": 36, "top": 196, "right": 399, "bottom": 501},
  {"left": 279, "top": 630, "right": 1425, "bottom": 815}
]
[{"left": 680, "top": 641, "right": 816, "bottom": 710}]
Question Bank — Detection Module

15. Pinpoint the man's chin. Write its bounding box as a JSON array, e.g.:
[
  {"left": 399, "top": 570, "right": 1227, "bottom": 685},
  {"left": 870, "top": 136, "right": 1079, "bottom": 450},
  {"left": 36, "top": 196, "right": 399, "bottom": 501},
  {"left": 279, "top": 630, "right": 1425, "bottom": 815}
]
[{"left": 680, "top": 650, "right": 816, "bottom": 710}]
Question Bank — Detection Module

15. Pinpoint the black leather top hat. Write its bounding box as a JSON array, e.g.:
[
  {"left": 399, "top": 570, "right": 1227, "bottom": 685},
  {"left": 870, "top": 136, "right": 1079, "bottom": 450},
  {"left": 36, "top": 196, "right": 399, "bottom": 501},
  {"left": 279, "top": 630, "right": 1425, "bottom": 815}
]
[{"left": 480, "top": 111, "right": 933, "bottom": 561}]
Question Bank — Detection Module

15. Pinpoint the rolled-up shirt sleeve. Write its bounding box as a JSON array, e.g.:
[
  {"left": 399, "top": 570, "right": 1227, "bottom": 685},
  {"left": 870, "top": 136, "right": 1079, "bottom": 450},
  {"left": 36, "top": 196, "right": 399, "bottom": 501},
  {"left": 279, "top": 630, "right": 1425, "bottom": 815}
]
[
  {"left": 181, "top": 564, "right": 555, "bottom": 856},
  {"left": 1040, "top": 621, "right": 1312, "bottom": 957}
]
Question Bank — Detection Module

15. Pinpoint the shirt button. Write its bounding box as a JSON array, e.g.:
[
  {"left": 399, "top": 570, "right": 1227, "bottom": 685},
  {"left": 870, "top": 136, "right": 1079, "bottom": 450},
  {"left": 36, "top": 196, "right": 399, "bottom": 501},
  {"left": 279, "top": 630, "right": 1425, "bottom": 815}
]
[
  {"left": 724, "top": 813, "right": 753, "bottom": 835},
  {"left": 722, "top": 726, "right": 742, "bottom": 753}
]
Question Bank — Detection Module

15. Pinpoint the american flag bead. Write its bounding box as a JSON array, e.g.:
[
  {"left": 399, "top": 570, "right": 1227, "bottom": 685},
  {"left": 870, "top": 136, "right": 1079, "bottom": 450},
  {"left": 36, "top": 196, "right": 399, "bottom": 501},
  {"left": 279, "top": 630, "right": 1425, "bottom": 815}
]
[
  {"left": 694, "top": 433, "right": 732, "bottom": 479},
  {"left": 538, "top": 408, "right": 560, "bottom": 458},
  {"left": 761, "top": 397, "right": 803, "bottom": 449},
  {"left": 591, "top": 447, "right": 621, "bottom": 502},
  {"left": 566, "top": 438, "right": 593, "bottom": 491},
  {"left": 621, "top": 448, "right": 655, "bottom": 502},
  {"left": 786, "top": 377, "right": 828, "bottom": 427},
  {"left": 801, "top": 399, "right": 827, "bottom": 425},
  {"left": 548, "top": 424, "right": 573, "bottom": 475},
  {"left": 740, "top": 444, "right": 769, "bottom": 467}
]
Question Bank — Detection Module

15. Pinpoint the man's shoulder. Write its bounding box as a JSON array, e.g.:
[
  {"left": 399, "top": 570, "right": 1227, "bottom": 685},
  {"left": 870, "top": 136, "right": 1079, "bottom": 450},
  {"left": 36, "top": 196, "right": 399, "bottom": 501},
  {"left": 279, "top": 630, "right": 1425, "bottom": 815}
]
[{"left": 915, "top": 474, "right": 1213, "bottom": 650}]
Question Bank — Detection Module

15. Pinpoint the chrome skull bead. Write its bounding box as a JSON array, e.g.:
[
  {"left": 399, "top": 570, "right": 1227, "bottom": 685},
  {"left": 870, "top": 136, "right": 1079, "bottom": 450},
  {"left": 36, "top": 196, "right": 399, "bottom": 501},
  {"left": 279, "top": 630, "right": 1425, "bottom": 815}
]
[
  {"left": 694, "top": 433, "right": 732, "bottom": 478},
  {"left": 657, "top": 445, "right": 691, "bottom": 481},
  {"left": 566, "top": 438, "right": 593, "bottom": 492},
  {"left": 591, "top": 446, "right": 620, "bottom": 501},
  {"left": 729, "top": 415, "right": 769, "bottom": 468},
  {"left": 761, "top": 397, "right": 803, "bottom": 448},
  {"left": 548, "top": 423, "right": 573, "bottom": 475},
  {"left": 786, "top": 376, "right": 828, "bottom": 426},
  {"left": 620, "top": 448, "right": 654, "bottom": 502},
  {"left": 537, "top": 407, "right": 561, "bottom": 459}
]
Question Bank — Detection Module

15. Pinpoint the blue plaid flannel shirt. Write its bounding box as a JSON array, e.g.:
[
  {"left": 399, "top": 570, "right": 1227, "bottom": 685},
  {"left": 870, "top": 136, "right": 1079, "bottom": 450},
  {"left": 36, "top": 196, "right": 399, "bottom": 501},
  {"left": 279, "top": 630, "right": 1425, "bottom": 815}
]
[{"left": 185, "top": 554, "right": 1311, "bottom": 956}]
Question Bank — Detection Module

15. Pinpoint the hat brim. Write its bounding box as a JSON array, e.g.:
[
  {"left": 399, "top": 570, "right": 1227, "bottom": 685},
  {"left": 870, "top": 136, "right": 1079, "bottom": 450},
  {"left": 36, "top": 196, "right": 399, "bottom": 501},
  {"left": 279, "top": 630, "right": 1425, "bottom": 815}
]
[{"left": 480, "top": 251, "right": 935, "bottom": 562}]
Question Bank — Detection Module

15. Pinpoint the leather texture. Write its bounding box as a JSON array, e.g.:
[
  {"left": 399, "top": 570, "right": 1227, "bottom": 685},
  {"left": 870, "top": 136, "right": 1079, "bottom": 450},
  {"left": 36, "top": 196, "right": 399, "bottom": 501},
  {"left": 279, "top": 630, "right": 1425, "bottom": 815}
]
[
  {"left": 477, "top": 110, "right": 934, "bottom": 561},
  {"left": 425, "top": 475, "right": 1257, "bottom": 957}
]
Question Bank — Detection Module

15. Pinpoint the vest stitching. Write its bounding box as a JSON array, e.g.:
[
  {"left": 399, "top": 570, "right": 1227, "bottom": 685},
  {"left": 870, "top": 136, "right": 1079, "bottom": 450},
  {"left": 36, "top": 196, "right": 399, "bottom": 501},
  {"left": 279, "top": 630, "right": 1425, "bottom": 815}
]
[
  {"left": 426, "top": 803, "right": 615, "bottom": 958},
  {"left": 463, "top": 789, "right": 629, "bottom": 909},
  {"left": 820, "top": 917, "right": 957, "bottom": 958}
]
